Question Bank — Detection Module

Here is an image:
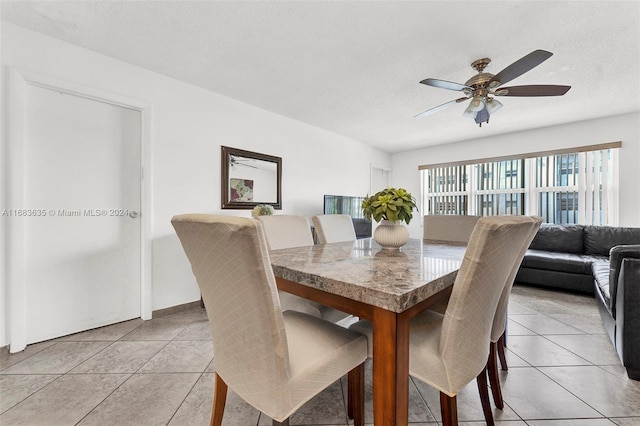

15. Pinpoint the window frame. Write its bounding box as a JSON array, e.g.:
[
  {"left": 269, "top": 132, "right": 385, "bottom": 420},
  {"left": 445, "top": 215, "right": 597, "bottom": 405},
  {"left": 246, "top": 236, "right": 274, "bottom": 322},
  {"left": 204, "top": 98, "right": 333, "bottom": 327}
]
[{"left": 419, "top": 142, "right": 620, "bottom": 226}]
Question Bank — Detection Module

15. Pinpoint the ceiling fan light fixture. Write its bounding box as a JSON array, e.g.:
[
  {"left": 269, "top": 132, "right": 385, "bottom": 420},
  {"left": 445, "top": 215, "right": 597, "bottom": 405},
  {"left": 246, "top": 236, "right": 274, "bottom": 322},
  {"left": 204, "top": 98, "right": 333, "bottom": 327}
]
[
  {"left": 463, "top": 104, "right": 478, "bottom": 118},
  {"left": 468, "top": 96, "right": 485, "bottom": 112},
  {"left": 486, "top": 98, "right": 503, "bottom": 114}
]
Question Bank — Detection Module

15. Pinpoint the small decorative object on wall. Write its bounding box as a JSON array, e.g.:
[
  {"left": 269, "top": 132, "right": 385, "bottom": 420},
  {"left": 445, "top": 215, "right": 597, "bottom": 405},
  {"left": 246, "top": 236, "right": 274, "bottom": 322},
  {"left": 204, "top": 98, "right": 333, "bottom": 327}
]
[
  {"left": 362, "top": 187, "right": 417, "bottom": 250},
  {"left": 221, "top": 146, "right": 282, "bottom": 210},
  {"left": 252, "top": 204, "right": 274, "bottom": 218},
  {"left": 230, "top": 178, "right": 254, "bottom": 202}
]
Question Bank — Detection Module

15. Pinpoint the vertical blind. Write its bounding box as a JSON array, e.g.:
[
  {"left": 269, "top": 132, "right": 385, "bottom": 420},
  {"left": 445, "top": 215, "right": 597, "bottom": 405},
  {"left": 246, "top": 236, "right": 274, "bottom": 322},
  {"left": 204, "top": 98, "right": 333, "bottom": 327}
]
[{"left": 420, "top": 143, "right": 620, "bottom": 226}]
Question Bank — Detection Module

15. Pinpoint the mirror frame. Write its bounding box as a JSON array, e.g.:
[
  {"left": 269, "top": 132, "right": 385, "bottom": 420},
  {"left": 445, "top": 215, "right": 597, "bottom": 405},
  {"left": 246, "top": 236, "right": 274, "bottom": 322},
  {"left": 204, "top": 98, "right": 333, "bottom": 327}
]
[{"left": 221, "top": 146, "right": 282, "bottom": 210}]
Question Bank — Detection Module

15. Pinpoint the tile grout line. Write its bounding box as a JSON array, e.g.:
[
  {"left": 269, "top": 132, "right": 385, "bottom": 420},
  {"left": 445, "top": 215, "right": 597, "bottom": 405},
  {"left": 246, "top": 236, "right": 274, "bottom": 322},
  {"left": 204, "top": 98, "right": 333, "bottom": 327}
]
[
  {"left": 165, "top": 370, "right": 207, "bottom": 426},
  {"left": 527, "top": 302, "right": 613, "bottom": 422},
  {"left": 72, "top": 372, "right": 135, "bottom": 426}
]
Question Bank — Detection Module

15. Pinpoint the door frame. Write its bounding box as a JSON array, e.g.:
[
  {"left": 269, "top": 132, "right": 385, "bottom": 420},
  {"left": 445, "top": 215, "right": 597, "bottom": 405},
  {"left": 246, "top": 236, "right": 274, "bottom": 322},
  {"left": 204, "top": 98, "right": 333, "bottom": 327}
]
[{"left": 6, "top": 68, "right": 153, "bottom": 352}]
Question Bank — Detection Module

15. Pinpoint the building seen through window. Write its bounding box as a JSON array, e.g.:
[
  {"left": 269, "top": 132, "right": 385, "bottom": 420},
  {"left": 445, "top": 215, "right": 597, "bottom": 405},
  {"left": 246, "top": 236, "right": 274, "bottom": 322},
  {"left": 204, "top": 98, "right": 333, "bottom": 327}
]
[{"left": 421, "top": 148, "right": 618, "bottom": 225}]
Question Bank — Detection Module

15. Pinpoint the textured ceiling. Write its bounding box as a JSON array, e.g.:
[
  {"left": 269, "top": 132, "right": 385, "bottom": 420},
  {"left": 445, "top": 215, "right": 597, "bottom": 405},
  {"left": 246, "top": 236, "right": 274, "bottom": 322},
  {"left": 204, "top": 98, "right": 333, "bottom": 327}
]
[{"left": 2, "top": 1, "right": 639, "bottom": 153}]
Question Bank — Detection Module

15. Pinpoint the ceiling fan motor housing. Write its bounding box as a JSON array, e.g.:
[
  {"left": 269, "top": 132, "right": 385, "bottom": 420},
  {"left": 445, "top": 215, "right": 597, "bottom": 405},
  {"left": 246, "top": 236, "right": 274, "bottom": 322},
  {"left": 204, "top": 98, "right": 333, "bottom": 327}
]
[
  {"left": 464, "top": 73, "right": 494, "bottom": 97},
  {"left": 465, "top": 59, "right": 495, "bottom": 98}
]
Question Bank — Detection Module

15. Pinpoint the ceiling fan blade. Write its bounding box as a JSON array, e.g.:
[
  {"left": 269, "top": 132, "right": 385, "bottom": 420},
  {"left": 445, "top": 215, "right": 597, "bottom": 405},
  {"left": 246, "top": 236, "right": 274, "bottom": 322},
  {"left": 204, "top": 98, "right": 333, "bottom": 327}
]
[
  {"left": 414, "top": 97, "right": 468, "bottom": 119},
  {"left": 494, "top": 85, "right": 571, "bottom": 97},
  {"left": 233, "top": 162, "right": 258, "bottom": 169},
  {"left": 420, "top": 78, "right": 471, "bottom": 92},
  {"left": 490, "top": 50, "right": 553, "bottom": 87}
]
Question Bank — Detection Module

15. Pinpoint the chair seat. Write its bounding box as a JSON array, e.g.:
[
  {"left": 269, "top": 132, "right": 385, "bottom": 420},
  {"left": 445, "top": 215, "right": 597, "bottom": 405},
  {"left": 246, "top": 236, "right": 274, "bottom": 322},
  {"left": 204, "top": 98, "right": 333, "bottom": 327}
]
[
  {"left": 279, "top": 292, "right": 351, "bottom": 323},
  {"left": 318, "top": 306, "right": 351, "bottom": 323},
  {"left": 279, "top": 292, "right": 322, "bottom": 317},
  {"left": 351, "top": 309, "right": 469, "bottom": 397},
  {"left": 410, "top": 310, "right": 487, "bottom": 397},
  {"left": 233, "top": 310, "right": 367, "bottom": 420},
  {"left": 284, "top": 311, "right": 367, "bottom": 384}
]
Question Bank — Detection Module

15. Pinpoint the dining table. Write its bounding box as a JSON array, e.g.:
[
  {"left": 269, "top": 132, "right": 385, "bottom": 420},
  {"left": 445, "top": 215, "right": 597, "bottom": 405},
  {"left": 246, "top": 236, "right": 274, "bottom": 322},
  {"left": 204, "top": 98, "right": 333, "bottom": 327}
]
[{"left": 269, "top": 237, "right": 467, "bottom": 426}]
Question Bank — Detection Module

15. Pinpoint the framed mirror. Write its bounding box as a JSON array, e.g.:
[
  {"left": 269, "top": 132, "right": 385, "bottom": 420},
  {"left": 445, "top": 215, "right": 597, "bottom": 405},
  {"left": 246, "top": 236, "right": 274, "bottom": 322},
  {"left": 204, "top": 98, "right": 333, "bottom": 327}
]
[{"left": 221, "top": 146, "right": 282, "bottom": 210}]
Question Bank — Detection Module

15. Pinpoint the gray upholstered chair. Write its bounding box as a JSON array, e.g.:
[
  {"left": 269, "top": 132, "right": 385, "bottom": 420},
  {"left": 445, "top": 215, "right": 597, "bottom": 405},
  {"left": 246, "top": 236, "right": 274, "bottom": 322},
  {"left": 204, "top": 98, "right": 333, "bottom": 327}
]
[
  {"left": 257, "top": 214, "right": 350, "bottom": 323},
  {"left": 172, "top": 214, "right": 367, "bottom": 426},
  {"left": 423, "top": 214, "right": 481, "bottom": 243},
  {"left": 312, "top": 214, "right": 357, "bottom": 244},
  {"left": 351, "top": 216, "right": 542, "bottom": 426}
]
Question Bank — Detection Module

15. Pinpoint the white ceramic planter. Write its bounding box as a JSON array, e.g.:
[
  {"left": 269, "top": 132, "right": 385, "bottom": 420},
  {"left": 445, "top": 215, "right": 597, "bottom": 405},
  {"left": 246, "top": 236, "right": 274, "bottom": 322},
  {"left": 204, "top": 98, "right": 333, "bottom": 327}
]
[{"left": 373, "top": 220, "right": 410, "bottom": 250}]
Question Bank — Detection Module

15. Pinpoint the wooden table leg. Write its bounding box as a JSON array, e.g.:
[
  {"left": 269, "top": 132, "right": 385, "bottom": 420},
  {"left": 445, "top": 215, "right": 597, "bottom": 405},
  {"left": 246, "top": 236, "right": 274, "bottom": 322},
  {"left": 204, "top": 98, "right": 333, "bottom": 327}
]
[{"left": 372, "top": 307, "right": 410, "bottom": 426}]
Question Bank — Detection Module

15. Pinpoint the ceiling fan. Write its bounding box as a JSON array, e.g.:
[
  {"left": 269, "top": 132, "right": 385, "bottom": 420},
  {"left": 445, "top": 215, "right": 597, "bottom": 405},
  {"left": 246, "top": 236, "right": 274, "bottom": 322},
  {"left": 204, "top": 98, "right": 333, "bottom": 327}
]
[
  {"left": 230, "top": 155, "right": 258, "bottom": 169},
  {"left": 414, "top": 49, "right": 571, "bottom": 126}
]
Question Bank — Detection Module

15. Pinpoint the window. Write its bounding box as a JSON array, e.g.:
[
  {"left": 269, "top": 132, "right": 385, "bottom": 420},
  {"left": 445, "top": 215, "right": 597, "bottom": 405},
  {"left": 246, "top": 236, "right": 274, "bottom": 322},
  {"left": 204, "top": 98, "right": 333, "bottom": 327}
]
[
  {"left": 420, "top": 145, "right": 620, "bottom": 225},
  {"left": 424, "top": 165, "right": 468, "bottom": 215}
]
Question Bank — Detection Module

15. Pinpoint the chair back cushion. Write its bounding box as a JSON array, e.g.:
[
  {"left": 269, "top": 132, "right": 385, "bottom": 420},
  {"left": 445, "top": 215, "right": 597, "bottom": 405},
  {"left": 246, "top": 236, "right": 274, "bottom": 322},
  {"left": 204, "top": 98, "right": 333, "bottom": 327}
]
[
  {"left": 440, "top": 216, "right": 542, "bottom": 390},
  {"left": 423, "top": 215, "right": 481, "bottom": 243},
  {"left": 171, "top": 215, "right": 291, "bottom": 401},
  {"left": 312, "top": 214, "right": 357, "bottom": 244},
  {"left": 257, "top": 215, "right": 314, "bottom": 250},
  {"left": 490, "top": 217, "right": 543, "bottom": 341}
]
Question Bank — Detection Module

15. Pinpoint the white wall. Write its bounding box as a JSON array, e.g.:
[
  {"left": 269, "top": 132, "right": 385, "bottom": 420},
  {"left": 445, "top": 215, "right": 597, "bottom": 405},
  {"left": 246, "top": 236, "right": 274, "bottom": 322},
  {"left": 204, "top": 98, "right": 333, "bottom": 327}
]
[
  {"left": 0, "top": 22, "right": 390, "bottom": 347},
  {"left": 391, "top": 112, "right": 640, "bottom": 238},
  {"left": 3, "top": 21, "right": 638, "bottom": 348}
]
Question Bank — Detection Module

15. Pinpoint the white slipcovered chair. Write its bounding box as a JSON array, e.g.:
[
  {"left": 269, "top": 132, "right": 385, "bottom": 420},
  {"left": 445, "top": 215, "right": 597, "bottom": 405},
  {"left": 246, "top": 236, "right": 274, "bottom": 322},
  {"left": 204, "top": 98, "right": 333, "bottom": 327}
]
[
  {"left": 350, "top": 215, "right": 542, "bottom": 426},
  {"left": 424, "top": 214, "right": 540, "bottom": 415},
  {"left": 257, "top": 215, "right": 314, "bottom": 251},
  {"left": 312, "top": 214, "right": 357, "bottom": 244},
  {"left": 485, "top": 220, "right": 541, "bottom": 410},
  {"left": 257, "top": 214, "right": 350, "bottom": 323},
  {"left": 423, "top": 214, "right": 481, "bottom": 243},
  {"left": 172, "top": 214, "right": 367, "bottom": 426}
]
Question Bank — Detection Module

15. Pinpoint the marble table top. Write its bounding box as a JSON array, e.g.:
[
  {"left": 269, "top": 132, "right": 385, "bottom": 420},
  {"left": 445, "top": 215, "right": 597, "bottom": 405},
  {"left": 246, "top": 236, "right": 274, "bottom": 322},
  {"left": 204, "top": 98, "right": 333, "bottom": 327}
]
[{"left": 269, "top": 238, "right": 466, "bottom": 313}]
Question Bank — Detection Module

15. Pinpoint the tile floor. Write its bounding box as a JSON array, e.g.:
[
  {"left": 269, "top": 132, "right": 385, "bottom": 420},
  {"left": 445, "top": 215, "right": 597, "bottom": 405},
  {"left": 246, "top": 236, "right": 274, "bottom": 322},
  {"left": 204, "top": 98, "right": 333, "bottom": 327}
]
[{"left": 2, "top": 285, "right": 640, "bottom": 425}]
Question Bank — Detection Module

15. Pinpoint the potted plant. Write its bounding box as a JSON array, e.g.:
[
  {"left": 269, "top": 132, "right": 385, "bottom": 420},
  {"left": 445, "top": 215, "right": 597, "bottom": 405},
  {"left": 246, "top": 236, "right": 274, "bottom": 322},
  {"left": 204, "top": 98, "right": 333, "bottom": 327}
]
[
  {"left": 252, "top": 204, "right": 275, "bottom": 218},
  {"left": 362, "top": 187, "right": 417, "bottom": 249}
]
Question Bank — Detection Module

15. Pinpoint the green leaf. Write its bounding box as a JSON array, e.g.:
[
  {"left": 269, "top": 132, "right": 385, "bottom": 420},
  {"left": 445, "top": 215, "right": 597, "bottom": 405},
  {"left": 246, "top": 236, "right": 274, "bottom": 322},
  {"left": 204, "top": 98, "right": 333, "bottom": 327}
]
[{"left": 360, "top": 187, "right": 417, "bottom": 224}]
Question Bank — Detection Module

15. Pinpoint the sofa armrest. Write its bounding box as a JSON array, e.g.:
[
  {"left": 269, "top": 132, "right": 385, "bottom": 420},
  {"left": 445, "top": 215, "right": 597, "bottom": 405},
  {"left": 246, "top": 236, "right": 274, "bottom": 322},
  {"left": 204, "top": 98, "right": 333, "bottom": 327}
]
[
  {"left": 615, "top": 257, "right": 640, "bottom": 379},
  {"left": 609, "top": 245, "right": 640, "bottom": 311}
]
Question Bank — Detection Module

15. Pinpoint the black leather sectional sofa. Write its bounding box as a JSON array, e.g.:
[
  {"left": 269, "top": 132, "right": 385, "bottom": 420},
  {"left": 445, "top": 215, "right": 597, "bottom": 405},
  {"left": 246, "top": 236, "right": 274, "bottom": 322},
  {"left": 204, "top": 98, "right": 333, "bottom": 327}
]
[{"left": 515, "top": 224, "right": 640, "bottom": 380}]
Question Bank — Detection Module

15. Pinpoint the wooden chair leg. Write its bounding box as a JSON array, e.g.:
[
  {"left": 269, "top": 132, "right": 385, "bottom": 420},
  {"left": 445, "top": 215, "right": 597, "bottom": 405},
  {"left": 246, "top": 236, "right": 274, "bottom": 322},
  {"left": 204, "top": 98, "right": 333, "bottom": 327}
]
[
  {"left": 476, "top": 366, "right": 495, "bottom": 426},
  {"left": 348, "top": 363, "right": 365, "bottom": 426},
  {"left": 210, "top": 373, "right": 228, "bottom": 426},
  {"left": 347, "top": 367, "right": 354, "bottom": 419},
  {"left": 497, "top": 332, "right": 508, "bottom": 371},
  {"left": 439, "top": 392, "right": 458, "bottom": 426},
  {"left": 487, "top": 342, "right": 504, "bottom": 409}
]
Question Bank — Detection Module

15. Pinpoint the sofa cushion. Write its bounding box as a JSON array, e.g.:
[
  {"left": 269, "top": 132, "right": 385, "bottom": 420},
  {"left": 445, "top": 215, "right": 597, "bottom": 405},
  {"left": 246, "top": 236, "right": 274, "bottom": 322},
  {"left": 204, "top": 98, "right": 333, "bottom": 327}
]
[
  {"left": 521, "top": 250, "right": 605, "bottom": 275},
  {"left": 584, "top": 226, "right": 640, "bottom": 256},
  {"left": 516, "top": 267, "right": 595, "bottom": 294},
  {"left": 529, "top": 224, "right": 584, "bottom": 254}
]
